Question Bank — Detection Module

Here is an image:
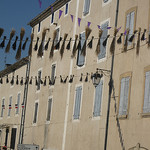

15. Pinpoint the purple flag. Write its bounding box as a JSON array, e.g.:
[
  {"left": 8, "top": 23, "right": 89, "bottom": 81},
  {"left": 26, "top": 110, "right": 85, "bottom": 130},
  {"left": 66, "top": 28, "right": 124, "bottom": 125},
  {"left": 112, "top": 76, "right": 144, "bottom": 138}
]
[
  {"left": 117, "top": 26, "right": 122, "bottom": 32},
  {"left": 50, "top": 5, "right": 53, "bottom": 13},
  {"left": 87, "top": 22, "right": 91, "bottom": 27},
  {"left": 38, "top": 0, "right": 42, "bottom": 8},
  {"left": 70, "top": 14, "right": 73, "bottom": 22},
  {"left": 124, "top": 30, "right": 127, "bottom": 35},
  {"left": 97, "top": 25, "right": 101, "bottom": 29},
  {"left": 59, "top": 10, "right": 63, "bottom": 19},
  {"left": 107, "top": 27, "right": 112, "bottom": 29},
  {"left": 78, "top": 18, "right": 81, "bottom": 27}
]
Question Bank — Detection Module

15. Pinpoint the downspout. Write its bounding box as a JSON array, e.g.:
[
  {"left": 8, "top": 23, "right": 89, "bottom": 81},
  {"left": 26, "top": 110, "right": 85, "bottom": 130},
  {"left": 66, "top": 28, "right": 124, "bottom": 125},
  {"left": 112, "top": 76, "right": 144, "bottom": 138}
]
[{"left": 104, "top": 0, "right": 119, "bottom": 150}]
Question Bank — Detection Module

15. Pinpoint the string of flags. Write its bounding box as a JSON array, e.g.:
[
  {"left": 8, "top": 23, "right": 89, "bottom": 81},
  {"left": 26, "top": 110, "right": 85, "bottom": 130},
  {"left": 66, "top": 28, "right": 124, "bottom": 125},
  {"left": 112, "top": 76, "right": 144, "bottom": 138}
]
[{"left": 0, "top": 21, "right": 149, "bottom": 61}]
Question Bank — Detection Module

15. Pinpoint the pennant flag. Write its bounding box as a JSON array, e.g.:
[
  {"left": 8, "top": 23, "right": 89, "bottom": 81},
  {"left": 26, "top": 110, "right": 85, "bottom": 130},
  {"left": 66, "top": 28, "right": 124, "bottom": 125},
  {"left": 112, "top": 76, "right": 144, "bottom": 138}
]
[
  {"left": 0, "top": 28, "right": 4, "bottom": 38},
  {"left": 97, "top": 25, "right": 101, "bottom": 29},
  {"left": 38, "top": 0, "right": 42, "bottom": 8},
  {"left": 63, "top": 76, "right": 68, "bottom": 83},
  {"left": 107, "top": 27, "right": 112, "bottom": 29},
  {"left": 103, "top": 35, "right": 110, "bottom": 47},
  {"left": 43, "top": 76, "right": 47, "bottom": 86},
  {"left": 80, "top": 73, "right": 83, "bottom": 82},
  {"left": 78, "top": 18, "right": 81, "bottom": 27},
  {"left": 88, "top": 22, "right": 91, "bottom": 27},
  {"left": 60, "top": 33, "right": 68, "bottom": 58},
  {"left": 16, "top": 75, "right": 19, "bottom": 85},
  {"left": 123, "top": 29, "right": 129, "bottom": 52},
  {"left": 69, "top": 75, "right": 74, "bottom": 83},
  {"left": 136, "top": 27, "right": 141, "bottom": 55},
  {"left": 12, "top": 36, "right": 18, "bottom": 50},
  {"left": 6, "top": 75, "right": 9, "bottom": 83},
  {"left": 45, "top": 38, "right": 51, "bottom": 50},
  {"left": 87, "top": 36, "right": 94, "bottom": 49},
  {"left": 50, "top": 30, "right": 57, "bottom": 59},
  {"left": 0, "top": 78, "right": 3, "bottom": 84},
  {"left": 59, "top": 10, "right": 63, "bottom": 19},
  {"left": 29, "top": 76, "right": 33, "bottom": 85},
  {"left": 124, "top": 30, "right": 127, "bottom": 35},
  {"left": 141, "top": 29, "right": 146, "bottom": 41},
  {"left": 129, "top": 30, "right": 138, "bottom": 42},
  {"left": 85, "top": 73, "right": 88, "bottom": 82},
  {"left": 66, "top": 38, "right": 72, "bottom": 50},
  {"left": 21, "top": 103, "right": 25, "bottom": 108},
  {"left": 34, "top": 37, "right": 39, "bottom": 51},
  {"left": 9, "top": 105, "right": 12, "bottom": 109},
  {"left": 15, "top": 104, "right": 18, "bottom": 109},
  {"left": 70, "top": 14, "right": 74, "bottom": 22},
  {"left": 0, "top": 36, "right": 6, "bottom": 48},
  {"left": 28, "top": 33, "right": 34, "bottom": 56},
  {"left": 72, "top": 35, "right": 78, "bottom": 57},
  {"left": 117, "top": 26, "right": 122, "bottom": 32},
  {"left": 117, "top": 33, "right": 123, "bottom": 44},
  {"left": 22, "top": 37, "right": 29, "bottom": 50}
]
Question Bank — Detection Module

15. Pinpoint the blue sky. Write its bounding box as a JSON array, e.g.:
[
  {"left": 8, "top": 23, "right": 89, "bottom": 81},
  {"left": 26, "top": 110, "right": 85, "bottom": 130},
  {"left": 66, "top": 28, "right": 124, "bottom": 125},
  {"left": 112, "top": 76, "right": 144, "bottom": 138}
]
[{"left": 0, "top": 0, "right": 56, "bottom": 71}]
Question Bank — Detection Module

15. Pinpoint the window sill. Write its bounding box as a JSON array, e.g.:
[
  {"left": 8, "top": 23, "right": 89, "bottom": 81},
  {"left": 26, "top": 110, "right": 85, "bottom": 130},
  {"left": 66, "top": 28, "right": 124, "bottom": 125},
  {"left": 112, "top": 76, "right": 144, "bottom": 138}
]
[
  {"left": 141, "top": 113, "right": 150, "bottom": 118},
  {"left": 118, "top": 115, "right": 127, "bottom": 119}
]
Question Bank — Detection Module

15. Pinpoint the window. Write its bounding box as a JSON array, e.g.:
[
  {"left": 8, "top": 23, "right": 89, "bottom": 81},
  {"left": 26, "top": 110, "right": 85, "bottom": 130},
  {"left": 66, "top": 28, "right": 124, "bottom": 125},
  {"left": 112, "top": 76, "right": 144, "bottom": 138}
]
[
  {"left": 73, "top": 86, "right": 82, "bottom": 119},
  {"left": 37, "top": 70, "right": 42, "bottom": 90},
  {"left": 83, "top": 0, "right": 91, "bottom": 16},
  {"left": 98, "top": 21, "right": 109, "bottom": 60},
  {"left": 47, "top": 98, "right": 52, "bottom": 121},
  {"left": 38, "top": 22, "right": 41, "bottom": 32},
  {"left": 103, "top": 0, "right": 109, "bottom": 3},
  {"left": 76, "top": 32, "right": 85, "bottom": 67},
  {"left": 143, "top": 71, "right": 150, "bottom": 113},
  {"left": 51, "top": 13, "right": 54, "bottom": 24},
  {"left": 16, "top": 93, "right": 20, "bottom": 114},
  {"left": 8, "top": 96, "right": 12, "bottom": 117},
  {"left": 1, "top": 98, "right": 5, "bottom": 117},
  {"left": 125, "top": 8, "right": 136, "bottom": 46},
  {"left": 93, "top": 80, "right": 103, "bottom": 117},
  {"left": 51, "top": 64, "right": 56, "bottom": 83},
  {"left": 54, "top": 28, "right": 60, "bottom": 47},
  {"left": 65, "top": 3, "right": 69, "bottom": 15},
  {"left": 118, "top": 76, "right": 131, "bottom": 116},
  {"left": 33, "top": 102, "right": 38, "bottom": 123}
]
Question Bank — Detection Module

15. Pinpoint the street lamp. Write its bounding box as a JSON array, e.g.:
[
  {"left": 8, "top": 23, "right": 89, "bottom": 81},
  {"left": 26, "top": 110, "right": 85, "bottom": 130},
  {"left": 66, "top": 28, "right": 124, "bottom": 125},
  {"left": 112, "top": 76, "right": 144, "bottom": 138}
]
[{"left": 91, "top": 71, "right": 103, "bottom": 87}]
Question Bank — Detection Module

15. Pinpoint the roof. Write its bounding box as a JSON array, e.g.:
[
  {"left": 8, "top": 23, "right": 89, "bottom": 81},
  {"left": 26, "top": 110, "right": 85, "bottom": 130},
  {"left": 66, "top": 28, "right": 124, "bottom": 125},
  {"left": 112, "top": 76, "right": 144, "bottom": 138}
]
[
  {"left": 28, "top": 0, "right": 71, "bottom": 27},
  {"left": 0, "top": 57, "right": 29, "bottom": 77}
]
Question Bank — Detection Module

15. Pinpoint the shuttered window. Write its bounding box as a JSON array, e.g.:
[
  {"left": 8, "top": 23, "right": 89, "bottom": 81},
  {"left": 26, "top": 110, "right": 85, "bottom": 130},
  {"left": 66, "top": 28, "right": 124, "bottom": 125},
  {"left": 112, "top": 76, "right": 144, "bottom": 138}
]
[
  {"left": 37, "top": 70, "right": 42, "bottom": 90},
  {"left": 47, "top": 98, "right": 52, "bottom": 121},
  {"left": 93, "top": 80, "right": 103, "bottom": 117},
  {"left": 8, "top": 96, "right": 12, "bottom": 116},
  {"left": 143, "top": 71, "right": 150, "bottom": 113},
  {"left": 54, "top": 28, "right": 59, "bottom": 47},
  {"left": 10, "top": 128, "right": 17, "bottom": 149},
  {"left": 125, "top": 11, "right": 135, "bottom": 46},
  {"left": 65, "top": 3, "right": 69, "bottom": 15},
  {"left": 51, "top": 64, "right": 56, "bottom": 82},
  {"left": 98, "top": 21, "right": 108, "bottom": 60},
  {"left": 38, "top": 22, "right": 41, "bottom": 32},
  {"left": 77, "top": 32, "right": 85, "bottom": 67},
  {"left": 83, "top": 0, "right": 91, "bottom": 16},
  {"left": 16, "top": 93, "right": 20, "bottom": 114},
  {"left": 33, "top": 102, "right": 38, "bottom": 123},
  {"left": 1, "top": 98, "right": 5, "bottom": 117},
  {"left": 73, "top": 86, "right": 82, "bottom": 119},
  {"left": 51, "top": 13, "right": 54, "bottom": 24},
  {"left": 119, "top": 77, "right": 130, "bottom": 116}
]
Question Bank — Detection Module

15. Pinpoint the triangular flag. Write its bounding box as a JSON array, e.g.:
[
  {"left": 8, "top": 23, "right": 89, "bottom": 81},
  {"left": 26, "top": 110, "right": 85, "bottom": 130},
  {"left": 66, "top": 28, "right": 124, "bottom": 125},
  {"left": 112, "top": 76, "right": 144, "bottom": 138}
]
[
  {"left": 88, "top": 22, "right": 91, "bottom": 27},
  {"left": 107, "top": 27, "right": 112, "bottom": 29},
  {"left": 78, "top": 18, "right": 81, "bottom": 27},
  {"left": 50, "top": 5, "right": 53, "bottom": 13},
  {"left": 97, "top": 25, "right": 101, "bottom": 29},
  {"left": 70, "top": 14, "right": 73, "bottom": 22},
  {"left": 117, "top": 26, "right": 122, "bottom": 32},
  {"left": 59, "top": 10, "right": 63, "bottom": 19}
]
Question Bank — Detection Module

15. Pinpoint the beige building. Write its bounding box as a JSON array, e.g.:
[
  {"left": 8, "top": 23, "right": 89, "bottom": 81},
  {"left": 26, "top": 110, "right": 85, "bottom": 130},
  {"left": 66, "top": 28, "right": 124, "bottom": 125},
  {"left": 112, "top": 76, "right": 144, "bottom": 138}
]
[{"left": 1, "top": 0, "right": 150, "bottom": 150}]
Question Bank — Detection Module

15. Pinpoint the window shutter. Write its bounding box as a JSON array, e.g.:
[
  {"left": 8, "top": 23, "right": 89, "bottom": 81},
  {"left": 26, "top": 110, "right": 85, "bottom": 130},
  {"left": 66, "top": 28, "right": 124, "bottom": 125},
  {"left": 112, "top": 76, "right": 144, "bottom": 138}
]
[
  {"left": 47, "top": 98, "right": 52, "bottom": 121},
  {"left": 98, "top": 21, "right": 108, "bottom": 60},
  {"left": 143, "top": 71, "right": 150, "bottom": 113},
  {"left": 84, "top": 0, "right": 90, "bottom": 15},
  {"left": 51, "top": 64, "right": 56, "bottom": 82},
  {"left": 16, "top": 93, "right": 20, "bottom": 114},
  {"left": 10, "top": 128, "right": 17, "bottom": 149},
  {"left": 65, "top": 3, "right": 68, "bottom": 15},
  {"left": 128, "top": 11, "right": 135, "bottom": 45},
  {"left": 74, "top": 86, "right": 82, "bottom": 119},
  {"left": 119, "top": 77, "right": 130, "bottom": 116},
  {"left": 54, "top": 28, "right": 59, "bottom": 46},
  {"left": 1, "top": 98, "right": 5, "bottom": 117},
  {"left": 77, "top": 33, "right": 85, "bottom": 66},
  {"left": 37, "top": 71, "right": 41, "bottom": 90},
  {"left": 93, "top": 80, "right": 103, "bottom": 117},
  {"left": 33, "top": 103, "right": 38, "bottom": 123},
  {"left": 8, "top": 96, "right": 12, "bottom": 116}
]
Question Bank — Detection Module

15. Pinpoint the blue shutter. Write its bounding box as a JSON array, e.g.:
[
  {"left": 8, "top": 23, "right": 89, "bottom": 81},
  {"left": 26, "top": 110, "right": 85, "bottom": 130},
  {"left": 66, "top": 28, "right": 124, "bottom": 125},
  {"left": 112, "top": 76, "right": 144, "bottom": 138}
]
[
  {"left": 143, "top": 71, "right": 150, "bottom": 113},
  {"left": 83, "top": 0, "right": 90, "bottom": 15},
  {"left": 74, "top": 86, "right": 82, "bottom": 119},
  {"left": 65, "top": 3, "right": 68, "bottom": 15},
  {"left": 98, "top": 21, "right": 108, "bottom": 60},
  {"left": 77, "top": 33, "right": 85, "bottom": 67},
  {"left": 93, "top": 80, "right": 103, "bottom": 117},
  {"left": 119, "top": 77, "right": 130, "bottom": 116}
]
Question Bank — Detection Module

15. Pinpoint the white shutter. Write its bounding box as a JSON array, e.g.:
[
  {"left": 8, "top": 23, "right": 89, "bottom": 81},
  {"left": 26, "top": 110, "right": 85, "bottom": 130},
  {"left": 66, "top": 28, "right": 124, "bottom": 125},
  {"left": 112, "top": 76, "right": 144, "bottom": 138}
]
[
  {"left": 77, "top": 32, "right": 85, "bottom": 66},
  {"left": 16, "top": 93, "right": 20, "bottom": 114},
  {"left": 93, "top": 80, "right": 103, "bottom": 117},
  {"left": 143, "top": 71, "right": 150, "bottom": 113},
  {"left": 119, "top": 77, "right": 130, "bottom": 116},
  {"left": 47, "top": 98, "right": 52, "bottom": 121},
  {"left": 83, "top": 0, "right": 90, "bottom": 15},
  {"left": 98, "top": 21, "right": 108, "bottom": 60},
  {"left": 54, "top": 28, "right": 59, "bottom": 46},
  {"left": 74, "top": 86, "right": 82, "bottom": 119}
]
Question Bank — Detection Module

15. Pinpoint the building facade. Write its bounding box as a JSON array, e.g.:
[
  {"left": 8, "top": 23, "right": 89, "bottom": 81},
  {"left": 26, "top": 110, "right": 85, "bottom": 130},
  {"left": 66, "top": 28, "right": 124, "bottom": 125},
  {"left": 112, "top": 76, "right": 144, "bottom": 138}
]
[{"left": 0, "top": 0, "right": 150, "bottom": 150}]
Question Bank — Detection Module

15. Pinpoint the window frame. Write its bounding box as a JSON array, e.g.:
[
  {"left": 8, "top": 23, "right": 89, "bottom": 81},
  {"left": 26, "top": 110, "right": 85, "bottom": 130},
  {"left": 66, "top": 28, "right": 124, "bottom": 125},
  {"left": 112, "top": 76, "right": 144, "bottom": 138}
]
[
  {"left": 118, "top": 72, "right": 132, "bottom": 119},
  {"left": 83, "top": 0, "right": 91, "bottom": 17},
  {"left": 8, "top": 96, "right": 13, "bottom": 117},
  {"left": 15, "top": 92, "right": 21, "bottom": 115},
  {"left": 46, "top": 97, "right": 53, "bottom": 122},
  {"left": 33, "top": 101, "right": 39, "bottom": 124},
  {"left": 142, "top": 66, "right": 150, "bottom": 117},
  {"left": 1, "top": 98, "right": 5, "bottom": 118},
  {"left": 73, "top": 84, "right": 83, "bottom": 120},
  {"left": 123, "top": 7, "right": 137, "bottom": 50},
  {"left": 64, "top": 3, "right": 69, "bottom": 16}
]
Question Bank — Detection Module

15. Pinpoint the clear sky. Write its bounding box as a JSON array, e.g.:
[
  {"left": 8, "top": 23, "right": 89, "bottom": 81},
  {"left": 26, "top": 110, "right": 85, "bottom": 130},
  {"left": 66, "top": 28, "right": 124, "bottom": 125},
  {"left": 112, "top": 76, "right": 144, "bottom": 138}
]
[{"left": 0, "top": 0, "right": 56, "bottom": 71}]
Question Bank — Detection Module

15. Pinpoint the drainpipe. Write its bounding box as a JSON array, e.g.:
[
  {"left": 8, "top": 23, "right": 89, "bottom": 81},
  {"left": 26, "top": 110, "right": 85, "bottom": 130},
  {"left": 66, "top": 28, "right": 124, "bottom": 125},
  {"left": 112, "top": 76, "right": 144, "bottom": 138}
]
[{"left": 104, "top": 0, "right": 119, "bottom": 150}]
